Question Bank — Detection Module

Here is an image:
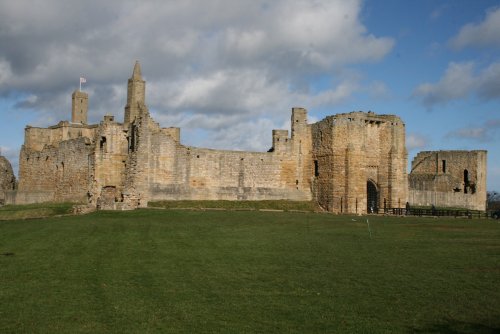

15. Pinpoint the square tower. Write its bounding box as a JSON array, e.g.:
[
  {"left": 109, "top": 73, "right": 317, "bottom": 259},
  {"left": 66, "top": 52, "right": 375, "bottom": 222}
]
[{"left": 71, "top": 90, "right": 88, "bottom": 124}]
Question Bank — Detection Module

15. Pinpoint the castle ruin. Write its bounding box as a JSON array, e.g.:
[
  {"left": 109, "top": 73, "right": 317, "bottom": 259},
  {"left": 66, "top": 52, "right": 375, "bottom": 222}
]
[
  {"left": 408, "top": 150, "right": 487, "bottom": 210},
  {"left": 0, "top": 155, "right": 16, "bottom": 204},
  {"left": 3, "top": 62, "right": 487, "bottom": 212}
]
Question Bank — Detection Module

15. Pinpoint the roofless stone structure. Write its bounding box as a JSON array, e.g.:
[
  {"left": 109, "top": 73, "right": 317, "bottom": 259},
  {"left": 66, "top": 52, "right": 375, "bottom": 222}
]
[{"left": 4, "top": 62, "right": 487, "bottom": 212}]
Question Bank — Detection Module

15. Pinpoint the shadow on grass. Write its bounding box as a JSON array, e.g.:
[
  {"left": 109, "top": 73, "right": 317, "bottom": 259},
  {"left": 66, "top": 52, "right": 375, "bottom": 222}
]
[{"left": 412, "top": 319, "right": 500, "bottom": 333}]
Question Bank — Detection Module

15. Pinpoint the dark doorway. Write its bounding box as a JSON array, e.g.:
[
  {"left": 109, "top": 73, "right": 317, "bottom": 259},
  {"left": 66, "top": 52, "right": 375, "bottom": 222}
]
[
  {"left": 464, "top": 169, "right": 469, "bottom": 194},
  {"left": 367, "top": 180, "right": 378, "bottom": 213}
]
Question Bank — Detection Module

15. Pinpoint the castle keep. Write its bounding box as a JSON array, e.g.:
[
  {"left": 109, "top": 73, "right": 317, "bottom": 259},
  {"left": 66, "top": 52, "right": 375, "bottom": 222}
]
[{"left": 5, "top": 62, "right": 487, "bottom": 212}]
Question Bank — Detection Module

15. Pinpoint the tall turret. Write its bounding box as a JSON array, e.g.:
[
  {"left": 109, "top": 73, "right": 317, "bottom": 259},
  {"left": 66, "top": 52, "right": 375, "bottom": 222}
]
[
  {"left": 71, "top": 90, "right": 88, "bottom": 124},
  {"left": 124, "top": 61, "right": 146, "bottom": 124}
]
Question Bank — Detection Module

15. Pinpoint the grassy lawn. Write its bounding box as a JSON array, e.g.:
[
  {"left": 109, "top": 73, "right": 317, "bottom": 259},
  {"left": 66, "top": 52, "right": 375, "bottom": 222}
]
[
  {"left": 0, "top": 210, "right": 499, "bottom": 333},
  {"left": 0, "top": 202, "right": 75, "bottom": 220},
  {"left": 148, "top": 199, "right": 318, "bottom": 211}
]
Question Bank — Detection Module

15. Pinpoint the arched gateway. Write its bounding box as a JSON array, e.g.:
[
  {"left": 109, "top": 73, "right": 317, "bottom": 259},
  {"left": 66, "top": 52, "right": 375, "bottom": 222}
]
[{"left": 367, "top": 180, "right": 378, "bottom": 213}]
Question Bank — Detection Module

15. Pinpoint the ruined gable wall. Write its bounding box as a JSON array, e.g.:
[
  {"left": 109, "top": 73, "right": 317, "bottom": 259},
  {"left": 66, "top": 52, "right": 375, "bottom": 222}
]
[
  {"left": 15, "top": 137, "right": 94, "bottom": 204},
  {"left": 91, "top": 118, "right": 129, "bottom": 208},
  {"left": 24, "top": 124, "right": 97, "bottom": 151},
  {"left": 291, "top": 108, "right": 313, "bottom": 201},
  {"left": 312, "top": 112, "right": 407, "bottom": 213},
  {"left": 408, "top": 150, "right": 487, "bottom": 210},
  {"left": 0, "top": 156, "right": 16, "bottom": 203},
  {"left": 311, "top": 117, "right": 335, "bottom": 211},
  {"left": 120, "top": 111, "right": 160, "bottom": 208}
]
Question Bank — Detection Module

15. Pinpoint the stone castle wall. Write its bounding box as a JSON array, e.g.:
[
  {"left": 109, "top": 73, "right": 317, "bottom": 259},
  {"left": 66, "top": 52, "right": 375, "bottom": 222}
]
[
  {"left": 9, "top": 61, "right": 487, "bottom": 213},
  {"left": 14, "top": 136, "right": 94, "bottom": 204},
  {"left": 408, "top": 150, "right": 487, "bottom": 210},
  {"left": 112, "top": 107, "right": 312, "bottom": 209},
  {"left": 24, "top": 123, "right": 98, "bottom": 152},
  {"left": 0, "top": 156, "right": 16, "bottom": 203},
  {"left": 311, "top": 112, "right": 407, "bottom": 214}
]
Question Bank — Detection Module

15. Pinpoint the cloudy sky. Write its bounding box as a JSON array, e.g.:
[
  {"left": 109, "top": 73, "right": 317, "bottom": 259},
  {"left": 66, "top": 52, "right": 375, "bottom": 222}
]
[{"left": 0, "top": 0, "right": 499, "bottom": 190}]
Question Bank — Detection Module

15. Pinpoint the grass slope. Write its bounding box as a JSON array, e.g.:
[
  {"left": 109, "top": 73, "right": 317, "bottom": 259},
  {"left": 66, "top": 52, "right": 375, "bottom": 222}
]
[
  {"left": 0, "top": 210, "right": 499, "bottom": 333},
  {"left": 149, "top": 200, "right": 318, "bottom": 211},
  {"left": 0, "top": 202, "right": 74, "bottom": 220}
]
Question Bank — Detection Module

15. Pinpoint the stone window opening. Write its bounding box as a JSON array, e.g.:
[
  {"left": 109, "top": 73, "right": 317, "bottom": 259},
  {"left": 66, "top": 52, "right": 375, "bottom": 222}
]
[
  {"left": 100, "top": 136, "right": 107, "bottom": 152},
  {"left": 129, "top": 125, "right": 137, "bottom": 152},
  {"left": 59, "top": 162, "right": 65, "bottom": 179},
  {"left": 442, "top": 160, "right": 446, "bottom": 173},
  {"left": 314, "top": 160, "right": 319, "bottom": 177}
]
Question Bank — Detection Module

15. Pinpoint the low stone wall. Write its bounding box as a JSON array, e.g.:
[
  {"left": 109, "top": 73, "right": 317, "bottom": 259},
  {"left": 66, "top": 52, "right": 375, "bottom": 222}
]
[{"left": 408, "top": 189, "right": 485, "bottom": 211}]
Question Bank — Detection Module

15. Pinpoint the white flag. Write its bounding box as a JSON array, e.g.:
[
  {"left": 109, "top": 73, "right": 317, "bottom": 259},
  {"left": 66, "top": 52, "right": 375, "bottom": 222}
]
[{"left": 80, "top": 77, "right": 86, "bottom": 84}]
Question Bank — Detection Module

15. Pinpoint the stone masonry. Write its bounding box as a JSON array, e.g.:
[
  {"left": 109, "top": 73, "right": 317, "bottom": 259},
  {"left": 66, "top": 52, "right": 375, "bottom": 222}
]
[
  {"left": 0, "top": 155, "right": 16, "bottom": 204},
  {"left": 311, "top": 112, "right": 408, "bottom": 213},
  {"left": 8, "top": 61, "right": 488, "bottom": 212},
  {"left": 408, "top": 150, "right": 487, "bottom": 210}
]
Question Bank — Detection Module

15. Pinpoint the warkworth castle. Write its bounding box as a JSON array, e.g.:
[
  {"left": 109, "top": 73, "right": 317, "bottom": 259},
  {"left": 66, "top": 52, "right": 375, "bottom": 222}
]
[{"left": 0, "top": 62, "right": 487, "bottom": 213}]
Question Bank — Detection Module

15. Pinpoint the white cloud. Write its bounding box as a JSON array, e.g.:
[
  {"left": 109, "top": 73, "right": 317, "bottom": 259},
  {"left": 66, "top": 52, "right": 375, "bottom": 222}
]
[
  {"left": 477, "top": 62, "right": 500, "bottom": 99},
  {"left": 0, "top": 0, "right": 394, "bottom": 151},
  {"left": 413, "top": 61, "right": 500, "bottom": 108},
  {"left": 445, "top": 118, "right": 500, "bottom": 142},
  {"left": 450, "top": 7, "right": 500, "bottom": 49},
  {"left": 413, "top": 62, "right": 475, "bottom": 107},
  {"left": 448, "top": 128, "right": 488, "bottom": 140},
  {"left": 430, "top": 4, "right": 449, "bottom": 20},
  {"left": 0, "top": 58, "right": 12, "bottom": 85},
  {"left": 406, "top": 133, "right": 429, "bottom": 151},
  {"left": 367, "top": 81, "right": 390, "bottom": 99}
]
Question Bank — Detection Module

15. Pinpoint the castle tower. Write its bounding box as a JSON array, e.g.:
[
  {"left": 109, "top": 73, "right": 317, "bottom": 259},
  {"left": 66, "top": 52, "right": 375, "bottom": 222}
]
[
  {"left": 124, "top": 61, "right": 146, "bottom": 124},
  {"left": 71, "top": 90, "right": 88, "bottom": 124}
]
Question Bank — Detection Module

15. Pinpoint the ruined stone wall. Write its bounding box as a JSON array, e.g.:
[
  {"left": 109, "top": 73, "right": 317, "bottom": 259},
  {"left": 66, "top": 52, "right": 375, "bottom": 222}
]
[
  {"left": 148, "top": 144, "right": 312, "bottom": 202},
  {"left": 24, "top": 123, "right": 97, "bottom": 151},
  {"left": 408, "top": 150, "right": 487, "bottom": 210},
  {"left": 18, "top": 61, "right": 490, "bottom": 213},
  {"left": 312, "top": 112, "right": 407, "bottom": 213},
  {"left": 117, "top": 108, "right": 312, "bottom": 207},
  {"left": 91, "top": 117, "right": 129, "bottom": 209},
  {"left": 0, "top": 156, "right": 16, "bottom": 203},
  {"left": 16, "top": 137, "right": 94, "bottom": 204}
]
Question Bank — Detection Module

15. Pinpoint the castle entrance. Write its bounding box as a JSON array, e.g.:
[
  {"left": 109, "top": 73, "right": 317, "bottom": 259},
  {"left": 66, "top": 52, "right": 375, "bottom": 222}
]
[{"left": 367, "top": 180, "right": 378, "bottom": 213}]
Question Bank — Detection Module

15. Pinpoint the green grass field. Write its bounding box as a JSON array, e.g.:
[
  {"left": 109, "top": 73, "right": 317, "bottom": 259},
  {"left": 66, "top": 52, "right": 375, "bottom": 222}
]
[{"left": 1, "top": 209, "right": 499, "bottom": 333}]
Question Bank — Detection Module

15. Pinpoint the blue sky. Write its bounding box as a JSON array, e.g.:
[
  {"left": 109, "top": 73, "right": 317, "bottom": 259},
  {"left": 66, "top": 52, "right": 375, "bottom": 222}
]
[{"left": 0, "top": 0, "right": 499, "bottom": 191}]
